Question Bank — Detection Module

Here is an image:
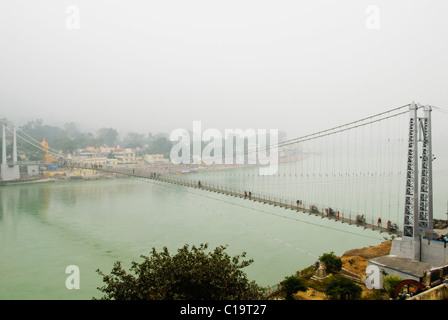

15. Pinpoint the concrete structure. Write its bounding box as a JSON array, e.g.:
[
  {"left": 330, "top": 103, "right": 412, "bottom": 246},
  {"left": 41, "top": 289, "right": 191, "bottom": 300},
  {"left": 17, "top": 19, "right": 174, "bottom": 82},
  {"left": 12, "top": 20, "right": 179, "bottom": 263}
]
[
  {"left": 390, "top": 237, "right": 421, "bottom": 262},
  {"left": 390, "top": 233, "right": 448, "bottom": 267},
  {"left": 71, "top": 157, "right": 117, "bottom": 167},
  {"left": 144, "top": 154, "right": 169, "bottom": 164},
  {"left": 1, "top": 124, "right": 20, "bottom": 181},
  {"left": 367, "top": 255, "right": 432, "bottom": 289},
  {"left": 420, "top": 238, "right": 448, "bottom": 267},
  {"left": 311, "top": 264, "right": 328, "bottom": 281},
  {"left": 26, "top": 164, "right": 40, "bottom": 176},
  {"left": 19, "top": 161, "right": 41, "bottom": 176},
  {"left": 409, "top": 283, "right": 448, "bottom": 300},
  {"left": 114, "top": 148, "right": 136, "bottom": 164}
]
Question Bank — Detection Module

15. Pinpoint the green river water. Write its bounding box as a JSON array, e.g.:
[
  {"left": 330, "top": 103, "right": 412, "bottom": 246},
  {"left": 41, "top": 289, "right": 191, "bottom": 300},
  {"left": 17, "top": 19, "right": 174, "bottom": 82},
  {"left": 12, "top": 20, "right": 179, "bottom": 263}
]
[{"left": 0, "top": 177, "right": 388, "bottom": 300}]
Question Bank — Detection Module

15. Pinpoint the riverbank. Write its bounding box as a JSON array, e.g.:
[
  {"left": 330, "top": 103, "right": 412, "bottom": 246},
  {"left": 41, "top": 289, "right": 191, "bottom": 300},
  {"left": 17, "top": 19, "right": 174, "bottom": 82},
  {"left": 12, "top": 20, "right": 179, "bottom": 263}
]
[
  {"left": 0, "top": 177, "right": 56, "bottom": 186},
  {"left": 283, "top": 232, "right": 448, "bottom": 300},
  {"left": 0, "top": 171, "right": 124, "bottom": 186},
  {"left": 267, "top": 241, "right": 393, "bottom": 300}
]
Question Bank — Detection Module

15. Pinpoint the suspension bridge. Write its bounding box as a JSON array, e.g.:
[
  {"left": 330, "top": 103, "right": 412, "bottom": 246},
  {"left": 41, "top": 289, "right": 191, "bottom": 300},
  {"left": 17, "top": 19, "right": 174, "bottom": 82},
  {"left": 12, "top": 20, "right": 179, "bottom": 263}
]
[{"left": 1, "top": 102, "right": 446, "bottom": 242}]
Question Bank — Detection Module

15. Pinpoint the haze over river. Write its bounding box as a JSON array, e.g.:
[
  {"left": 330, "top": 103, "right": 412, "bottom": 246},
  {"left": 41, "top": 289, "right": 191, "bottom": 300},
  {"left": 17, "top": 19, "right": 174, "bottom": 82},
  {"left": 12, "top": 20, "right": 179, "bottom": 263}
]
[{"left": 0, "top": 177, "right": 389, "bottom": 299}]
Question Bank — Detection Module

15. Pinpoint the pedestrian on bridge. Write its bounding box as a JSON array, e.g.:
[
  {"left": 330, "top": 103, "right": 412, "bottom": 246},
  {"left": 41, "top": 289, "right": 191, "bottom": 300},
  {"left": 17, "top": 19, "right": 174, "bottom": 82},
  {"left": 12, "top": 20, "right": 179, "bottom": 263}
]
[
  {"left": 378, "top": 217, "right": 382, "bottom": 228},
  {"left": 244, "top": 191, "right": 247, "bottom": 198}
]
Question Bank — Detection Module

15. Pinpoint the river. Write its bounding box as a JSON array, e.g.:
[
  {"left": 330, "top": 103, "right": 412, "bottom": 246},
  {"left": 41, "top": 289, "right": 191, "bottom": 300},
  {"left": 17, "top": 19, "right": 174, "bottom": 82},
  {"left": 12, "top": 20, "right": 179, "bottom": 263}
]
[{"left": 0, "top": 177, "right": 388, "bottom": 300}]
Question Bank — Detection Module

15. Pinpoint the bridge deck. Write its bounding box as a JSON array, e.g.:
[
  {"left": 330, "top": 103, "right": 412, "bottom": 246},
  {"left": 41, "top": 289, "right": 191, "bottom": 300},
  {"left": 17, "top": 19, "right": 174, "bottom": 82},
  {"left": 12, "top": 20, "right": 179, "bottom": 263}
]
[
  {"left": 63, "top": 164, "right": 402, "bottom": 236},
  {"left": 157, "top": 176, "right": 401, "bottom": 236}
]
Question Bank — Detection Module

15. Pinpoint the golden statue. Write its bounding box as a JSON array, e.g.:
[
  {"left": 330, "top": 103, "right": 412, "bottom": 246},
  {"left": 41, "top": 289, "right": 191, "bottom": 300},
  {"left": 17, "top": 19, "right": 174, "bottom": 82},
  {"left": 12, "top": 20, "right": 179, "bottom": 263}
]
[{"left": 41, "top": 138, "right": 58, "bottom": 163}]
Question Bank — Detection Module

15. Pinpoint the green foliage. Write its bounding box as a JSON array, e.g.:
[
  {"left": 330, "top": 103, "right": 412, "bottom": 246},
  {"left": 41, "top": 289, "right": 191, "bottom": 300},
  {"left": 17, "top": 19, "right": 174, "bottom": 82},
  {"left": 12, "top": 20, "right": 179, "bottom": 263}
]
[
  {"left": 383, "top": 275, "right": 402, "bottom": 298},
  {"left": 19, "top": 119, "right": 79, "bottom": 157},
  {"left": 281, "top": 275, "right": 307, "bottom": 300},
  {"left": 6, "top": 116, "right": 178, "bottom": 159},
  {"left": 75, "top": 132, "right": 102, "bottom": 149},
  {"left": 97, "top": 128, "right": 119, "bottom": 147},
  {"left": 319, "top": 252, "right": 342, "bottom": 274},
  {"left": 94, "top": 243, "right": 265, "bottom": 300},
  {"left": 122, "top": 132, "right": 146, "bottom": 149},
  {"left": 325, "top": 275, "right": 362, "bottom": 300},
  {"left": 145, "top": 137, "right": 173, "bottom": 157},
  {"left": 63, "top": 122, "right": 81, "bottom": 139},
  {"left": 298, "top": 266, "right": 315, "bottom": 280}
]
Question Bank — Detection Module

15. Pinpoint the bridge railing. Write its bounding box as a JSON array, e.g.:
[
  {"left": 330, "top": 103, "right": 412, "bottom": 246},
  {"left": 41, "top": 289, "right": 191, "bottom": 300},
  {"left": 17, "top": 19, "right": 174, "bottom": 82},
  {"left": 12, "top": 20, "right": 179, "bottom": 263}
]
[{"left": 59, "top": 161, "right": 402, "bottom": 236}]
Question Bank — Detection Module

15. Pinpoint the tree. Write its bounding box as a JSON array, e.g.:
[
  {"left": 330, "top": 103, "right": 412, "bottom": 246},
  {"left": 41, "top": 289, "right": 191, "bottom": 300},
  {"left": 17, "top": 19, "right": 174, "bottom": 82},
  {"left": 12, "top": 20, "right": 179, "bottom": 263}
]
[
  {"left": 94, "top": 243, "right": 265, "bottom": 300},
  {"left": 19, "top": 119, "right": 76, "bottom": 158},
  {"left": 325, "top": 275, "right": 362, "bottom": 300},
  {"left": 383, "top": 275, "right": 402, "bottom": 298},
  {"left": 122, "top": 132, "right": 146, "bottom": 149},
  {"left": 75, "top": 132, "right": 102, "bottom": 148},
  {"left": 319, "top": 252, "right": 342, "bottom": 274},
  {"left": 63, "top": 122, "right": 81, "bottom": 139},
  {"left": 146, "top": 137, "right": 173, "bottom": 158},
  {"left": 97, "top": 128, "right": 118, "bottom": 147},
  {"left": 281, "top": 275, "right": 307, "bottom": 300}
]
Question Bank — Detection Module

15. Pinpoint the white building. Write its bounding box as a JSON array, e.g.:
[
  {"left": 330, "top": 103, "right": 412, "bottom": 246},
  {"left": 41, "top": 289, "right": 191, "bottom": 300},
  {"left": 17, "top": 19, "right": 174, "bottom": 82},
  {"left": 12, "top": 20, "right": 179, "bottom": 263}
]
[
  {"left": 114, "top": 148, "right": 136, "bottom": 164},
  {"left": 144, "top": 154, "right": 169, "bottom": 164}
]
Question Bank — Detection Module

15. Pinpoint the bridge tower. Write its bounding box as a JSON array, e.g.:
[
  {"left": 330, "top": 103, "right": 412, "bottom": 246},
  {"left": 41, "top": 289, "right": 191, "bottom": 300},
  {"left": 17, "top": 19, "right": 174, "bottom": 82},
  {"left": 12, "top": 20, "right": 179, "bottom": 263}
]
[
  {"left": 417, "top": 105, "right": 433, "bottom": 233},
  {"left": 392, "top": 103, "right": 434, "bottom": 261},
  {"left": 1, "top": 124, "right": 20, "bottom": 181},
  {"left": 403, "top": 103, "right": 419, "bottom": 241}
]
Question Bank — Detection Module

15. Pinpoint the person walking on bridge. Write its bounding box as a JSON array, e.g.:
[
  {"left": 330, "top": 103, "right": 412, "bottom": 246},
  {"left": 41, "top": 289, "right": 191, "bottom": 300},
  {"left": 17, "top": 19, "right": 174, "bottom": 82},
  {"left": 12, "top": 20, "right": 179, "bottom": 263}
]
[{"left": 377, "top": 217, "right": 382, "bottom": 228}]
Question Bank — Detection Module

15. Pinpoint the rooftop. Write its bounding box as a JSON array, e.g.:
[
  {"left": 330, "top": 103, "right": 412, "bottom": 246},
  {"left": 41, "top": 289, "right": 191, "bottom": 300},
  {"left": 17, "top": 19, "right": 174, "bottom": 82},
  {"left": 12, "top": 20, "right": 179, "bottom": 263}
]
[{"left": 368, "top": 255, "right": 432, "bottom": 278}]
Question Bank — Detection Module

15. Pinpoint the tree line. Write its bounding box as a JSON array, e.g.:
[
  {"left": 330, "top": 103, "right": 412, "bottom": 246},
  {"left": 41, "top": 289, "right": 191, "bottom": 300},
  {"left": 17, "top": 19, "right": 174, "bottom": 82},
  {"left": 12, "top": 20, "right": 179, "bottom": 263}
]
[
  {"left": 0, "top": 118, "right": 173, "bottom": 161},
  {"left": 1, "top": 117, "right": 281, "bottom": 162}
]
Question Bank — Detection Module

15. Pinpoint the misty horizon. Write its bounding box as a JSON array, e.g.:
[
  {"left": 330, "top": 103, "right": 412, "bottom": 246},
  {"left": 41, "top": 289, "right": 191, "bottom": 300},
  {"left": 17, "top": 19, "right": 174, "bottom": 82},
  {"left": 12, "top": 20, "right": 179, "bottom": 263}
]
[{"left": 1, "top": 1, "right": 448, "bottom": 140}]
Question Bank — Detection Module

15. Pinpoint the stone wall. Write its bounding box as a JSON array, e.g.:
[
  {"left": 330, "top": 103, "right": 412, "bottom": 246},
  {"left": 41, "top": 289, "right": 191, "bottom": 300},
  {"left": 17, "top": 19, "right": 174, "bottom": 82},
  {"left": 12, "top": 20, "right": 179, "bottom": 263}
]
[
  {"left": 420, "top": 238, "right": 448, "bottom": 267},
  {"left": 391, "top": 237, "right": 448, "bottom": 267},
  {"left": 409, "top": 283, "right": 448, "bottom": 300},
  {"left": 0, "top": 164, "right": 20, "bottom": 181},
  {"left": 390, "top": 237, "right": 420, "bottom": 261}
]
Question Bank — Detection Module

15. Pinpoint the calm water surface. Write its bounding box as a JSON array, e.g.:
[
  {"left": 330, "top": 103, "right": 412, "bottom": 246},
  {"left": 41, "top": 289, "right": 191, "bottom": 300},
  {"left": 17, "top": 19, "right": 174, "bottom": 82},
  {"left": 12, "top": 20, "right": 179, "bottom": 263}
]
[{"left": 0, "top": 177, "right": 389, "bottom": 300}]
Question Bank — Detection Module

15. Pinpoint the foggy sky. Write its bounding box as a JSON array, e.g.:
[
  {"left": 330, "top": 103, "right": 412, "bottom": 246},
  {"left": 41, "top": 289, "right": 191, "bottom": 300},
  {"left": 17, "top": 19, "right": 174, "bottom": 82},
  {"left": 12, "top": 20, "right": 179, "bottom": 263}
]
[{"left": 1, "top": 0, "right": 448, "bottom": 140}]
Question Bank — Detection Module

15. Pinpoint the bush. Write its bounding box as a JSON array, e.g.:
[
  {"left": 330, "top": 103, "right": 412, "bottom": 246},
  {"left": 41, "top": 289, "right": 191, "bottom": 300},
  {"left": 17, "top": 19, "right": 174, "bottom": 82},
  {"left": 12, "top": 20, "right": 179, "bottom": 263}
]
[
  {"left": 94, "top": 243, "right": 265, "bottom": 300},
  {"left": 383, "top": 275, "right": 402, "bottom": 298},
  {"left": 319, "top": 252, "right": 342, "bottom": 274},
  {"left": 281, "top": 275, "right": 308, "bottom": 300},
  {"left": 326, "top": 275, "right": 362, "bottom": 300}
]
